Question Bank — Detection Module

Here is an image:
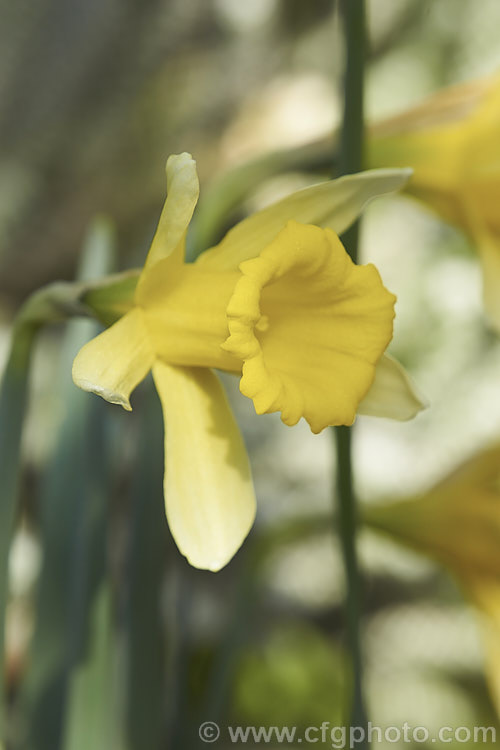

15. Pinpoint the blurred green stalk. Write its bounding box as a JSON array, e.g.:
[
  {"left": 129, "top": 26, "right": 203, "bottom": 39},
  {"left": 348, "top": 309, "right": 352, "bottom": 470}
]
[
  {"left": 62, "top": 583, "right": 116, "bottom": 750},
  {"left": 334, "top": 0, "right": 368, "bottom": 742},
  {"left": 0, "top": 320, "right": 37, "bottom": 738},
  {"left": 18, "top": 220, "right": 116, "bottom": 750},
  {"left": 125, "top": 384, "right": 168, "bottom": 750},
  {"left": 0, "top": 220, "right": 115, "bottom": 746}
]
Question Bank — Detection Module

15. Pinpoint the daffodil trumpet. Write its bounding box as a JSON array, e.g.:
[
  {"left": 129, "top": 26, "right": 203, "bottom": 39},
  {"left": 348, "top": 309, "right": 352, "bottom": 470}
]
[{"left": 73, "top": 153, "right": 425, "bottom": 571}]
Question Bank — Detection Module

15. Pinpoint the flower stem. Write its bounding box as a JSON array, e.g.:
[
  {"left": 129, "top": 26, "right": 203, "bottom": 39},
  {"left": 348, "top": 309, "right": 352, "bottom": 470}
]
[
  {"left": 334, "top": 426, "right": 367, "bottom": 732},
  {"left": 335, "top": 0, "right": 368, "bottom": 741},
  {"left": 337, "top": 0, "right": 365, "bottom": 262}
]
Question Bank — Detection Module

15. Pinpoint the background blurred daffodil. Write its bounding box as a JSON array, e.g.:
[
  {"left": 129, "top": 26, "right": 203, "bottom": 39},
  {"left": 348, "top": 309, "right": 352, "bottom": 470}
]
[
  {"left": 72, "top": 153, "right": 424, "bottom": 571},
  {"left": 364, "top": 443, "right": 500, "bottom": 714},
  {"left": 369, "top": 73, "right": 500, "bottom": 332}
]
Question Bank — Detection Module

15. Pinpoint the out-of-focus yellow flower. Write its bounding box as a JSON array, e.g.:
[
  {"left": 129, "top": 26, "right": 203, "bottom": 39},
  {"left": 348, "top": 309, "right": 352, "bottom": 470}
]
[
  {"left": 73, "top": 153, "right": 424, "bottom": 571},
  {"left": 368, "top": 74, "right": 500, "bottom": 331},
  {"left": 363, "top": 444, "right": 500, "bottom": 712}
]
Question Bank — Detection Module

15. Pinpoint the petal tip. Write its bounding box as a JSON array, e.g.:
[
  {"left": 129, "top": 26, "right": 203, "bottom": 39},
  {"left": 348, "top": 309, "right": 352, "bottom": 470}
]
[
  {"left": 358, "top": 353, "right": 429, "bottom": 421},
  {"left": 72, "top": 374, "right": 133, "bottom": 411},
  {"left": 182, "top": 552, "right": 230, "bottom": 573}
]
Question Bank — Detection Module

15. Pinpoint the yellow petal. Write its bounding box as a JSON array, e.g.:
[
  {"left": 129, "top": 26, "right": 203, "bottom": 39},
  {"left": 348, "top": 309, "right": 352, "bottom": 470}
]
[
  {"left": 476, "top": 232, "right": 500, "bottom": 333},
  {"left": 222, "top": 221, "right": 396, "bottom": 433},
  {"left": 368, "top": 79, "right": 489, "bottom": 229},
  {"left": 142, "top": 153, "right": 199, "bottom": 273},
  {"left": 364, "top": 444, "right": 500, "bottom": 718},
  {"left": 135, "top": 153, "right": 200, "bottom": 304},
  {"left": 368, "top": 74, "right": 500, "bottom": 250},
  {"left": 363, "top": 442, "right": 500, "bottom": 580},
  {"left": 466, "top": 581, "right": 500, "bottom": 717},
  {"left": 358, "top": 353, "right": 428, "bottom": 421},
  {"left": 72, "top": 308, "right": 154, "bottom": 410},
  {"left": 459, "top": 201, "right": 500, "bottom": 333},
  {"left": 153, "top": 362, "right": 256, "bottom": 571},
  {"left": 371, "top": 76, "right": 490, "bottom": 136},
  {"left": 197, "top": 169, "right": 412, "bottom": 272}
]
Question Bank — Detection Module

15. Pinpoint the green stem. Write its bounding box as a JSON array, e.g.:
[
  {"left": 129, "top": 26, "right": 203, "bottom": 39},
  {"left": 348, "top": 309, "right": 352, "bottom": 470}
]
[
  {"left": 338, "top": 0, "right": 365, "bottom": 180},
  {"left": 335, "top": 0, "right": 368, "bottom": 741},
  {"left": 334, "top": 427, "right": 366, "bottom": 731}
]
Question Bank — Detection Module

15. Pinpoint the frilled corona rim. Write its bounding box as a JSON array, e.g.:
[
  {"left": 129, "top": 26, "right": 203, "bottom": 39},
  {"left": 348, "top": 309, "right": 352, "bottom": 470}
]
[{"left": 222, "top": 220, "right": 396, "bottom": 433}]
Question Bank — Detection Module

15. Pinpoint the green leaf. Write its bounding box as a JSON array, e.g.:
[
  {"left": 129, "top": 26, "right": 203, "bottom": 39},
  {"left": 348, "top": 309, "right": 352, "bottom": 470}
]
[
  {"left": 15, "top": 219, "right": 116, "bottom": 750},
  {"left": 62, "top": 584, "right": 121, "bottom": 750},
  {"left": 124, "top": 384, "right": 169, "bottom": 750},
  {"left": 0, "top": 324, "right": 36, "bottom": 740}
]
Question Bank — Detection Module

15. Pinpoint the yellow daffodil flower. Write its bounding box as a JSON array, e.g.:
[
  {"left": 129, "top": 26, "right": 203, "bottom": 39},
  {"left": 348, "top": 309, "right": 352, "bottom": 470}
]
[
  {"left": 73, "top": 153, "right": 424, "bottom": 571},
  {"left": 368, "top": 74, "right": 500, "bottom": 331},
  {"left": 363, "top": 443, "right": 500, "bottom": 713}
]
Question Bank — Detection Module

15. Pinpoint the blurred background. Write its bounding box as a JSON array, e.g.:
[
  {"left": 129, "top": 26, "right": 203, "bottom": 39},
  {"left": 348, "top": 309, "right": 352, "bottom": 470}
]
[{"left": 2, "top": 0, "right": 500, "bottom": 748}]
